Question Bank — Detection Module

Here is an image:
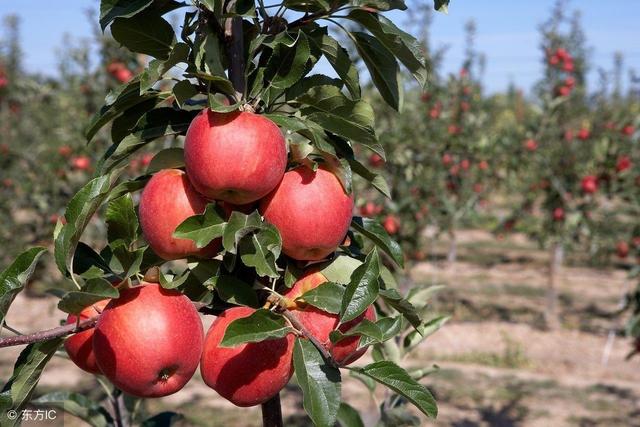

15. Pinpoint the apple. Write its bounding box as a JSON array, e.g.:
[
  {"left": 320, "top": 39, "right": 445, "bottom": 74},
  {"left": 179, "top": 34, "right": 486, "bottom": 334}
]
[
  {"left": 478, "top": 160, "right": 489, "bottom": 171},
  {"left": 616, "top": 241, "right": 630, "bottom": 258},
  {"left": 557, "top": 85, "right": 571, "bottom": 97},
  {"left": 565, "top": 76, "right": 576, "bottom": 88},
  {"left": 616, "top": 156, "right": 631, "bottom": 173},
  {"left": 460, "top": 159, "right": 470, "bottom": 171},
  {"left": 383, "top": 215, "right": 400, "bottom": 235},
  {"left": 577, "top": 127, "right": 590, "bottom": 141},
  {"left": 64, "top": 300, "right": 110, "bottom": 374},
  {"left": 447, "top": 124, "right": 460, "bottom": 135},
  {"left": 139, "top": 169, "right": 220, "bottom": 260},
  {"left": 260, "top": 166, "right": 354, "bottom": 261},
  {"left": 71, "top": 156, "right": 91, "bottom": 171},
  {"left": 200, "top": 306, "right": 294, "bottom": 407},
  {"left": 442, "top": 153, "right": 453, "bottom": 166},
  {"left": 140, "top": 153, "right": 153, "bottom": 167},
  {"left": 549, "top": 54, "right": 560, "bottom": 66},
  {"left": 562, "top": 60, "right": 574, "bottom": 72},
  {"left": 283, "top": 272, "right": 376, "bottom": 366},
  {"left": 429, "top": 107, "right": 440, "bottom": 119},
  {"left": 114, "top": 67, "right": 133, "bottom": 83},
  {"left": 184, "top": 109, "right": 287, "bottom": 204},
  {"left": 524, "top": 139, "right": 538, "bottom": 152},
  {"left": 564, "top": 129, "right": 574, "bottom": 141},
  {"left": 93, "top": 283, "right": 203, "bottom": 398},
  {"left": 369, "top": 153, "right": 384, "bottom": 168},
  {"left": 473, "top": 183, "right": 483, "bottom": 193},
  {"left": 58, "top": 145, "right": 72, "bottom": 157},
  {"left": 359, "top": 201, "right": 378, "bottom": 217},
  {"left": 622, "top": 125, "right": 635, "bottom": 136},
  {"left": 552, "top": 207, "right": 565, "bottom": 221},
  {"left": 460, "top": 101, "right": 470, "bottom": 112},
  {"left": 580, "top": 175, "right": 598, "bottom": 194}
]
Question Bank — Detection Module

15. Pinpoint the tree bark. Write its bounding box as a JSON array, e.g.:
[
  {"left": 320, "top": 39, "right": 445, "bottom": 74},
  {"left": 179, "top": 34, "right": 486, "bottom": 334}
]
[
  {"left": 545, "top": 241, "right": 564, "bottom": 329},
  {"left": 261, "top": 393, "right": 284, "bottom": 427}
]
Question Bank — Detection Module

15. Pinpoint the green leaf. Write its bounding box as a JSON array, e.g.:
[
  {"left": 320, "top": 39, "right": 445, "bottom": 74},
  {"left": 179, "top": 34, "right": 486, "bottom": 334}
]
[
  {"left": 55, "top": 174, "right": 117, "bottom": 276},
  {"left": 111, "top": 11, "right": 176, "bottom": 60},
  {"left": 0, "top": 247, "right": 46, "bottom": 327},
  {"left": 348, "top": 361, "right": 437, "bottom": 418},
  {"left": 318, "top": 255, "right": 363, "bottom": 285},
  {"left": 173, "top": 80, "right": 198, "bottom": 107},
  {"left": 141, "top": 412, "right": 185, "bottom": 427},
  {"left": 434, "top": 0, "right": 450, "bottom": 13},
  {"left": 308, "top": 32, "right": 360, "bottom": 99},
  {"left": 239, "top": 224, "right": 283, "bottom": 278},
  {"left": 348, "top": 10, "right": 427, "bottom": 88},
  {"left": 173, "top": 204, "right": 226, "bottom": 248},
  {"left": 196, "top": 33, "right": 227, "bottom": 78},
  {"left": 298, "top": 282, "right": 345, "bottom": 314},
  {"left": 222, "top": 211, "right": 263, "bottom": 253},
  {"left": 57, "top": 278, "right": 119, "bottom": 314},
  {"left": 353, "top": 0, "right": 407, "bottom": 11},
  {"left": 404, "top": 316, "right": 449, "bottom": 349},
  {"left": 0, "top": 339, "right": 63, "bottom": 426},
  {"left": 106, "top": 194, "right": 139, "bottom": 245},
  {"left": 347, "top": 157, "right": 391, "bottom": 198},
  {"left": 215, "top": 276, "right": 259, "bottom": 308},
  {"left": 99, "top": 0, "right": 154, "bottom": 30},
  {"left": 330, "top": 316, "right": 402, "bottom": 348},
  {"left": 296, "top": 85, "right": 383, "bottom": 157},
  {"left": 336, "top": 402, "right": 365, "bottom": 427},
  {"left": 293, "top": 338, "right": 341, "bottom": 427},
  {"left": 351, "top": 217, "right": 404, "bottom": 267},
  {"left": 146, "top": 147, "right": 185, "bottom": 173},
  {"left": 140, "top": 42, "right": 190, "bottom": 92},
  {"left": 32, "top": 391, "right": 112, "bottom": 427},
  {"left": 265, "top": 31, "right": 311, "bottom": 90},
  {"left": 220, "top": 309, "right": 293, "bottom": 347},
  {"left": 340, "top": 248, "right": 380, "bottom": 323},
  {"left": 158, "top": 270, "right": 191, "bottom": 290},
  {"left": 72, "top": 242, "right": 114, "bottom": 277},
  {"left": 284, "top": 0, "right": 335, "bottom": 12},
  {"left": 350, "top": 31, "right": 400, "bottom": 110},
  {"left": 379, "top": 289, "right": 421, "bottom": 329}
]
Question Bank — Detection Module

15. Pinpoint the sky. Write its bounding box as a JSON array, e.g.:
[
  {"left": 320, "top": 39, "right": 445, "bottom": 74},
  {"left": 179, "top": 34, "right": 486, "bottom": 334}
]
[{"left": 1, "top": 0, "right": 639, "bottom": 94}]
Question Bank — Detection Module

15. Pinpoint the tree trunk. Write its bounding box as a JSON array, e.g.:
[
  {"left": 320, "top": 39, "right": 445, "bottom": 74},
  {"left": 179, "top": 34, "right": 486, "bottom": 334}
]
[
  {"left": 545, "top": 242, "right": 564, "bottom": 329},
  {"left": 447, "top": 229, "right": 457, "bottom": 267}
]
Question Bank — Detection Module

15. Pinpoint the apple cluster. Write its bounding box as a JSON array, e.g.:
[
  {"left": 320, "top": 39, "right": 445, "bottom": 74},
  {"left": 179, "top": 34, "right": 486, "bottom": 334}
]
[{"left": 63, "top": 109, "right": 376, "bottom": 407}]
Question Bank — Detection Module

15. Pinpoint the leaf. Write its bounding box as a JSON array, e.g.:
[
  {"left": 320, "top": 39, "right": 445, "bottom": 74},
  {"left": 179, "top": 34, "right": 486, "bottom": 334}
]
[
  {"left": 173, "top": 80, "right": 198, "bottom": 107},
  {"left": 308, "top": 32, "right": 360, "bottom": 99},
  {"left": 318, "top": 255, "right": 363, "bottom": 285},
  {"left": 72, "top": 242, "right": 114, "bottom": 277},
  {"left": 350, "top": 31, "right": 400, "bottom": 110},
  {"left": 340, "top": 248, "right": 380, "bottom": 323},
  {"left": 348, "top": 361, "right": 437, "bottom": 418},
  {"left": 348, "top": 10, "right": 427, "bottom": 88},
  {"left": 434, "top": 0, "right": 450, "bottom": 13},
  {"left": 141, "top": 412, "right": 185, "bottom": 427},
  {"left": 404, "top": 316, "right": 449, "bottom": 349},
  {"left": 336, "top": 402, "right": 365, "bottom": 427},
  {"left": 351, "top": 217, "right": 404, "bottom": 267},
  {"left": 222, "top": 211, "right": 263, "bottom": 253},
  {"left": 330, "top": 316, "right": 402, "bottom": 348},
  {"left": 158, "top": 270, "right": 191, "bottom": 290},
  {"left": 296, "top": 85, "right": 383, "bottom": 157},
  {"left": 284, "top": 0, "right": 335, "bottom": 12},
  {"left": 220, "top": 309, "right": 293, "bottom": 347},
  {"left": 215, "top": 275, "right": 259, "bottom": 308},
  {"left": 111, "top": 10, "right": 176, "bottom": 60},
  {"left": 99, "top": 0, "right": 154, "bottom": 30},
  {"left": 55, "top": 174, "right": 117, "bottom": 276},
  {"left": 32, "top": 391, "right": 113, "bottom": 427},
  {"left": 174, "top": 204, "right": 226, "bottom": 248},
  {"left": 239, "top": 224, "right": 282, "bottom": 278},
  {"left": 379, "top": 289, "right": 421, "bottom": 329},
  {"left": 265, "top": 31, "right": 311, "bottom": 90},
  {"left": 0, "top": 247, "right": 46, "bottom": 327},
  {"left": 106, "top": 194, "right": 139, "bottom": 245},
  {"left": 0, "top": 339, "right": 63, "bottom": 426},
  {"left": 146, "top": 147, "right": 185, "bottom": 173},
  {"left": 298, "top": 282, "right": 345, "bottom": 314},
  {"left": 293, "top": 338, "right": 341, "bottom": 427},
  {"left": 57, "top": 278, "right": 119, "bottom": 314},
  {"left": 353, "top": 0, "right": 407, "bottom": 11},
  {"left": 140, "top": 42, "right": 190, "bottom": 92},
  {"left": 348, "top": 157, "right": 391, "bottom": 199}
]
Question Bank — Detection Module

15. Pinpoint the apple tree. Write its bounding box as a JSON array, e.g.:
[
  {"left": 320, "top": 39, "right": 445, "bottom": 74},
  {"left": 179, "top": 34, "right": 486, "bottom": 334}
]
[{"left": 0, "top": 1, "right": 452, "bottom": 426}]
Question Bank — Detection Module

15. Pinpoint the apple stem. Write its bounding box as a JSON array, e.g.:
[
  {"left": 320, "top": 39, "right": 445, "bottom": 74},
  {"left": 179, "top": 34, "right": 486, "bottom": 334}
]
[{"left": 261, "top": 393, "right": 284, "bottom": 427}]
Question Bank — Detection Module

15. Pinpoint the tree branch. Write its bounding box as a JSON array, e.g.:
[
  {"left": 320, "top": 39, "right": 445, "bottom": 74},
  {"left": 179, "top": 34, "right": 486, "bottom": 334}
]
[
  {"left": 225, "top": 0, "right": 246, "bottom": 98},
  {"left": 280, "top": 309, "right": 338, "bottom": 368}
]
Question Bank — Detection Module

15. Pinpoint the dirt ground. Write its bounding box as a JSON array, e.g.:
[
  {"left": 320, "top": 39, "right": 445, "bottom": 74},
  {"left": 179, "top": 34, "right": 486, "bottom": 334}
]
[{"left": 1, "top": 230, "right": 639, "bottom": 426}]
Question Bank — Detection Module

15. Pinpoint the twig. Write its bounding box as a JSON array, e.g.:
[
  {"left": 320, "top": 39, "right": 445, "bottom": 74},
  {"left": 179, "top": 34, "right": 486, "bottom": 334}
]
[
  {"left": 261, "top": 393, "right": 284, "bottom": 427},
  {"left": 279, "top": 309, "right": 338, "bottom": 368}
]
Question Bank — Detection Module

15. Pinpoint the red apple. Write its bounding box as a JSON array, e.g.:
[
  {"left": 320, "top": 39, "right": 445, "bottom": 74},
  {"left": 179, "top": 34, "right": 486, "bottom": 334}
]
[
  {"left": 478, "top": 160, "right": 489, "bottom": 171},
  {"left": 577, "top": 127, "right": 590, "bottom": 141},
  {"left": 442, "top": 153, "right": 453, "bottom": 166},
  {"left": 622, "top": 125, "right": 635, "bottom": 136},
  {"left": 58, "top": 145, "right": 72, "bottom": 157},
  {"left": 139, "top": 169, "right": 220, "bottom": 260},
  {"left": 581, "top": 175, "right": 598, "bottom": 194},
  {"left": 473, "top": 183, "right": 483, "bottom": 193},
  {"left": 369, "top": 153, "right": 384, "bottom": 168},
  {"left": 140, "top": 153, "right": 153, "bottom": 166},
  {"left": 616, "top": 241, "right": 629, "bottom": 258},
  {"left": 71, "top": 156, "right": 91, "bottom": 171},
  {"left": 460, "top": 159, "right": 470, "bottom": 171},
  {"left": 284, "top": 272, "right": 376, "bottom": 366},
  {"left": 616, "top": 156, "right": 631, "bottom": 173},
  {"left": 260, "top": 166, "right": 354, "bottom": 261},
  {"left": 93, "top": 283, "right": 203, "bottom": 397},
  {"left": 524, "top": 139, "right": 538, "bottom": 152},
  {"left": 557, "top": 85, "right": 571, "bottom": 97},
  {"left": 564, "top": 76, "right": 576, "bottom": 88},
  {"left": 383, "top": 215, "right": 400, "bottom": 235},
  {"left": 448, "top": 124, "right": 460, "bottom": 135},
  {"left": 200, "top": 307, "right": 294, "bottom": 407},
  {"left": 564, "top": 129, "right": 574, "bottom": 141},
  {"left": 114, "top": 67, "right": 133, "bottom": 83},
  {"left": 184, "top": 109, "right": 287, "bottom": 204},
  {"left": 552, "top": 207, "right": 565, "bottom": 221},
  {"left": 429, "top": 107, "right": 440, "bottom": 119},
  {"left": 64, "top": 300, "right": 110, "bottom": 375}
]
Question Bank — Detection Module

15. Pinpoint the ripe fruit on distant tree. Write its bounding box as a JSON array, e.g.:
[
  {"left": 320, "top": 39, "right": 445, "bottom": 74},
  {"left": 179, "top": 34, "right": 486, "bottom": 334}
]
[
  {"left": 577, "top": 127, "right": 590, "bottom": 141},
  {"left": 448, "top": 124, "right": 460, "bottom": 135},
  {"left": 107, "top": 61, "right": 132, "bottom": 83},
  {"left": 58, "top": 145, "right": 72, "bottom": 157},
  {"left": 552, "top": 207, "right": 565, "bottom": 221},
  {"left": 283, "top": 272, "right": 376, "bottom": 366},
  {"left": 478, "top": 160, "right": 489, "bottom": 171},
  {"left": 139, "top": 169, "right": 220, "bottom": 260},
  {"left": 200, "top": 307, "right": 294, "bottom": 407},
  {"left": 564, "top": 129, "right": 574, "bottom": 141},
  {"left": 616, "top": 241, "right": 630, "bottom": 258},
  {"left": 369, "top": 153, "right": 384, "bottom": 168},
  {"left": 93, "top": 283, "right": 203, "bottom": 398},
  {"left": 260, "top": 166, "right": 354, "bottom": 261},
  {"left": 621, "top": 125, "right": 635, "bottom": 136},
  {"left": 64, "top": 300, "right": 110, "bottom": 374},
  {"left": 71, "top": 155, "right": 91, "bottom": 171},
  {"left": 184, "top": 110, "right": 287, "bottom": 204},
  {"left": 460, "top": 159, "right": 470, "bottom": 171},
  {"left": 616, "top": 156, "right": 631, "bottom": 173},
  {"left": 524, "top": 139, "right": 538, "bottom": 152},
  {"left": 442, "top": 153, "right": 453, "bottom": 166},
  {"left": 359, "top": 201, "right": 380, "bottom": 217},
  {"left": 383, "top": 214, "right": 400, "bottom": 235},
  {"left": 580, "top": 175, "right": 598, "bottom": 194},
  {"left": 557, "top": 85, "right": 571, "bottom": 97},
  {"left": 473, "top": 183, "right": 483, "bottom": 193}
]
